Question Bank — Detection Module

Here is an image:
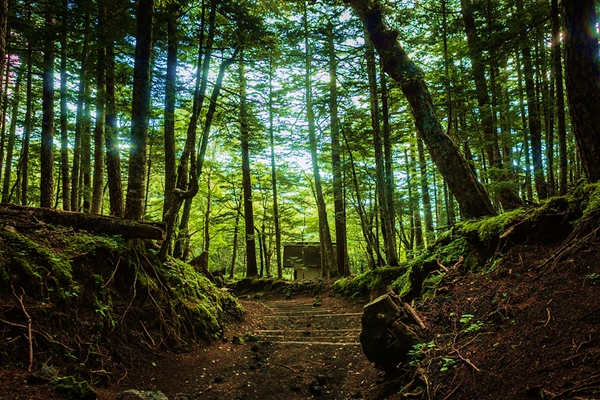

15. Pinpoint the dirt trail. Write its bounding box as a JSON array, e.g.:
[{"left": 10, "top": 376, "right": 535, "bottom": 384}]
[{"left": 96, "top": 294, "right": 379, "bottom": 400}]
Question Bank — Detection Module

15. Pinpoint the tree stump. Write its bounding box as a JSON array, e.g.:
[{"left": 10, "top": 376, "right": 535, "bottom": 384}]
[{"left": 360, "top": 292, "right": 422, "bottom": 373}]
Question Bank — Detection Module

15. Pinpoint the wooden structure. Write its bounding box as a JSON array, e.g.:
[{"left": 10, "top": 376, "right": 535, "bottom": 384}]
[{"left": 283, "top": 242, "right": 336, "bottom": 280}]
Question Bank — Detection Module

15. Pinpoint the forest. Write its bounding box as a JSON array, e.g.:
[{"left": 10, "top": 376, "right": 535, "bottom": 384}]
[
  {"left": 0, "top": 0, "right": 597, "bottom": 280},
  {"left": 1, "top": 0, "right": 600, "bottom": 398}
]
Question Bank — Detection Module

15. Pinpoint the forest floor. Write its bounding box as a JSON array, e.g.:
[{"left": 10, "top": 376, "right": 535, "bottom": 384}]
[{"left": 2, "top": 232, "right": 600, "bottom": 399}]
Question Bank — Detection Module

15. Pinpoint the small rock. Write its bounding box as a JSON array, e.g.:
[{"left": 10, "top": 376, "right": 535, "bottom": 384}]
[
  {"left": 54, "top": 376, "right": 96, "bottom": 400},
  {"left": 28, "top": 364, "right": 58, "bottom": 384}
]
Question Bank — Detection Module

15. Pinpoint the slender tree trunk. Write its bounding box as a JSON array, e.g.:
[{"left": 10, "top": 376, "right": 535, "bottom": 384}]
[
  {"left": 552, "top": 0, "right": 567, "bottom": 195},
  {"left": 417, "top": 136, "right": 434, "bottom": 239},
  {"left": 328, "top": 22, "right": 349, "bottom": 276},
  {"left": 516, "top": 52, "right": 533, "bottom": 202},
  {"left": 380, "top": 60, "right": 396, "bottom": 254},
  {"left": 406, "top": 148, "right": 423, "bottom": 248},
  {"left": 517, "top": 0, "right": 547, "bottom": 200},
  {"left": 343, "top": 128, "right": 378, "bottom": 269},
  {"left": 71, "top": 10, "right": 91, "bottom": 211},
  {"left": 229, "top": 198, "right": 240, "bottom": 279},
  {"left": 239, "top": 54, "right": 258, "bottom": 277},
  {"left": 40, "top": 10, "right": 56, "bottom": 208},
  {"left": 304, "top": 1, "right": 336, "bottom": 276},
  {"left": 562, "top": 0, "right": 600, "bottom": 183},
  {"left": 348, "top": 0, "right": 495, "bottom": 219},
  {"left": 268, "top": 57, "right": 283, "bottom": 279},
  {"left": 1, "top": 72, "right": 20, "bottom": 203},
  {"left": 163, "top": 8, "right": 178, "bottom": 220},
  {"left": 60, "top": 0, "right": 70, "bottom": 210},
  {"left": 21, "top": 38, "right": 33, "bottom": 206},
  {"left": 125, "top": 0, "right": 154, "bottom": 221},
  {"left": 105, "top": 41, "right": 123, "bottom": 216},
  {"left": 0, "top": 0, "right": 7, "bottom": 116},
  {"left": 539, "top": 37, "right": 554, "bottom": 196},
  {"left": 81, "top": 84, "right": 92, "bottom": 212},
  {"left": 92, "top": 0, "right": 107, "bottom": 214},
  {"left": 365, "top": 34, "right": 398, "bottom": 266},
  {"left": 0, "top": 64, "right": 9, "bottom": 190}
]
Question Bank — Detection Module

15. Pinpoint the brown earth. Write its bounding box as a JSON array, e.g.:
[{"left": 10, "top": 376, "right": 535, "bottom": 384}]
[{"left": 2, "top": 238, "right": 600, "bottom": 399}]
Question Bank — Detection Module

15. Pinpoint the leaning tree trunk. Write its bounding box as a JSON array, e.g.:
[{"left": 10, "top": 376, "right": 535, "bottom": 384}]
[
  {"left": 562, "top": 0, "right": 600, "bottom": 183},
  {"left": 347, "top": 0, "right": 495, "bottom": 219},
  {"left": 40, "top": 10, "right": 56, "bottom": 209}
]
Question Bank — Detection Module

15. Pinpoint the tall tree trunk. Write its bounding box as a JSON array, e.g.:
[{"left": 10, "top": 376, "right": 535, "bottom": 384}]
[
  {"left": 81, "top": 84, "right": 92, "bottom": 212},
  {"left": 304, "top": 1, "right": 336, "bottom": 276},
  {"left": 163, "top": 8, "right": 178, "bottom": 220},
  {"left": 328, "top": 22, "right": 349, "bottom": 276},
  {"left": 517, "top": 0, "right": 547, "bottom": 200},
  {"left": 516, "top": 51, "right": 533, "bottom": 202},
  {"left": 71, "top": 10, "right": 91, "bottom": 211},
  {"left": 239, "top": 54, "right": 258, "bottom": 277},
  {"left": 268, "top": 57, "right": 283, "bottom": 279},
  {"left": 0, "top": 64, "right": 9, "bottom": 190},
  {"left": 92, "top": 0, "right": 107, "bottom": 214},
  {"left": 347, "top": 0, "right": 495, "bottom": 219},
  {"left": 365, "top": 33, "right": 398, "bottom": 266},
  {"left": 380, "top": 60, "right": 396, "bottom": 255},
  {"left": 21, "top": 37, "right": 33, "bottom": 206},
  {"left": 562, "top": 0, "right": 600, "bottom": 183},
  {"left": 105, "top": 40, "right": 123, "bottom": 216},
  {"left": 60, "top": 0, "right": 70, "bottom": 210},
  {"left": 1, "top": 72, "right": 20, "bottom": 203},
  {"left": 406, "top": 148, "right": 423, "bottom": 248},
  {"left": 40, "top": 10, "right": 56, "bottom": 208},
  {"left": 0, "top": 0, "right": 7, "bottom": 116},
  {"left": 539, "top": 37, "right": 554, "bottom": 196},
  {"left": 125, "top": 0, "right": 154, "bottom": 221},
  {"left": 552, "top": 0, "right": 567, "bottom": 195}
]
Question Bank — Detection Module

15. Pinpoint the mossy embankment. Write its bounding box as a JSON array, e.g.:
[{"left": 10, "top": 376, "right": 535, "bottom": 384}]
[
  {"left": 0, "top": 219, "right": 242, "bottom": 384},
  {"left": 333, "top": 183, "right": 600, "bottom": 302}
]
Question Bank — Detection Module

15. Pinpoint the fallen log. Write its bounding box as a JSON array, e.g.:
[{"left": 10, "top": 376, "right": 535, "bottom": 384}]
[{"left": 0, "top": 203, "right": 166, "bottom": 240}]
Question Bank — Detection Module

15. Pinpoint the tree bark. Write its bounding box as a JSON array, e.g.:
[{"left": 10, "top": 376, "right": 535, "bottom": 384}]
[
  {"left": 125, "top": 0, "right": 154, "bottom": 221},
  {"left": 417, "top": 136, "right": 434, "bottom": 238},
  {"left": 346, "top": 0, "right": 495, "bottom": 219},
  {"left": 20, "top": 35, "right": 33, "bottom": 206},
  {"left": 562, "top": 0, "right": 600, "bottom": 183}
]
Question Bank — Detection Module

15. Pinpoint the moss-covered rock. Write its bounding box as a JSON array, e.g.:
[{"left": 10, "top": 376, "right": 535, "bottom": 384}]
[{"left": 53, "top": 376, "right": 96, "bottom": 400}]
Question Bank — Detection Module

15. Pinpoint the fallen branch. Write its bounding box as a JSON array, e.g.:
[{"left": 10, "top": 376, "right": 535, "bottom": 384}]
[
  {"left": 403, "top": 302, "right": 427, "bottom": 330},
  {"left": 12, "top": 286, "right": 33, "bottom": 372},
  {"left": 273, "top": 362, "right": 297, "bottom": 373}
]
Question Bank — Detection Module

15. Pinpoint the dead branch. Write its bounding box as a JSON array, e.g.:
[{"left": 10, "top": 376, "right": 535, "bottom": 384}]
[{"left": 403, "top": 302, "right": 427, "bottom": 330}]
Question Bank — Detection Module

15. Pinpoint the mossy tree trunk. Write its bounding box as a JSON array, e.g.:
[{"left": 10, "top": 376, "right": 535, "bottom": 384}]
[{"left": 347, "top": 0, "right": 495, "bottom": 219}]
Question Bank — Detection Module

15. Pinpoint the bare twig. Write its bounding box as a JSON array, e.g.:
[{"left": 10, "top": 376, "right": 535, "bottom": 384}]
[
  {"left": 544, "top": 308, "right": 552, "bottom": 327},
  {"left": 273, "top": 362, "right": 297, "bottom": 373},
  {"left": 442, "top": 381, "right": 462, "bottom": 400},
  {"left": 404, "top": 302, "right": 427, "bottom": 330}
]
